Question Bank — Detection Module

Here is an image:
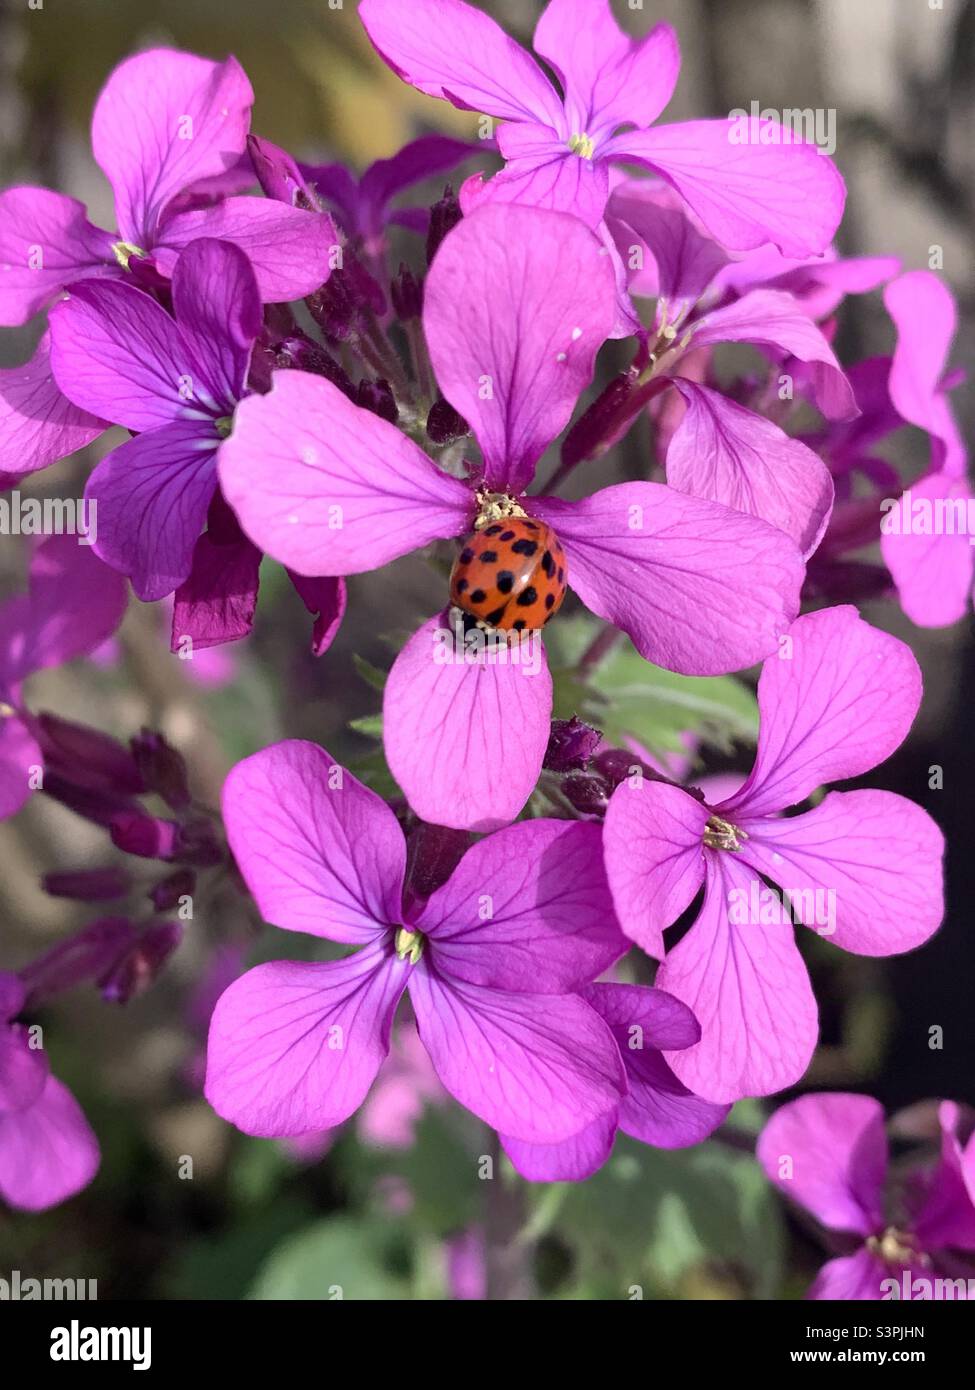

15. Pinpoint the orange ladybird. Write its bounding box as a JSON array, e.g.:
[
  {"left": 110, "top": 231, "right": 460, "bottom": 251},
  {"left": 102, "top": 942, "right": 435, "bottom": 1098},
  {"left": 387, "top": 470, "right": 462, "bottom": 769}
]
[{"left": 449, "top": 517, "right": 567, "bottom": 634}]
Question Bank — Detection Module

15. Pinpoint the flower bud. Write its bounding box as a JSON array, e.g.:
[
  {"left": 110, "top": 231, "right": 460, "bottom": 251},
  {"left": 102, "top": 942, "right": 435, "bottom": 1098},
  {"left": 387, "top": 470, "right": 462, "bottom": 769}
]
[
  {"left": 130, "top": 729, "right": 191, "bottom": 811},
  {"left": 544, "top": 717, "right": 602, "bottom": 773},
  {"left": 355, "top": 378, "right": 398, "bottom": 424},
  {"left": 32, "top": 713, "right": 144, "bottom": 794},
  {"left": 99, "top": 923, "right": 183, "bottom": 1004},
  {"left": 426, "top": 397, "right": 469, "bottom": 445},
  {"left": 43, "top": 867, "right": 132, "bottom": 901},
  {"left": 426, "top": 185, "right": 462, "bottom": 264}
]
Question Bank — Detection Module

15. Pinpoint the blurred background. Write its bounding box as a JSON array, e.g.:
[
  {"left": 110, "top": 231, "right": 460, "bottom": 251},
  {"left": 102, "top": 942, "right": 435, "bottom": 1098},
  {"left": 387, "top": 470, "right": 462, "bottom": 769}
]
[{"left": 0, "top": 0, "right": 973, "bottom": 1299}]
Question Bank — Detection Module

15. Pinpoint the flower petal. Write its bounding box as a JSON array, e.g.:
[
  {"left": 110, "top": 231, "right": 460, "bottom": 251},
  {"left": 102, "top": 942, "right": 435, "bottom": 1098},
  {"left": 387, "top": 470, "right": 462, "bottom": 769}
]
[
  {"left": 383, "top": 614, "right": 552, "bottom": 833},
  {"left": 461, "top": 139, "right": 611, "bottom": 231},
  {"left": 807, "top": 1249, "right": 890, "bottom": 1301},
  {"left": 414, "top": 819, "right": 627, "bottom": 991},
  {"left": 409, "top": 963, "right": 624, "bottom": 1143},
  {"left": 607, "top": 180, "right": 730, "bottom": 306},
  {"left": 758, "top": 1092, "right": 887, "bottom": 1236},
  {"left": 0, "top": 1074, "right": 99, "bottom": 1211},
  {"left": 607, "top": 118, "right": 845, "bottom": 258},
  {"left": 91, "top": 49, "right": 254, "bottom": 245},
  {"left": 222, "top": 740, "right": 406, "bottom": 944},
  {"left": 172, "top": 517, "right": 263, "bottom": 651},
  {"left": 739, "top": 789, "right": 944, "bottom": 957},
  {"left": 884, "top": 271, "right": 957, "bottom": 449},
  {"left": 0, "top": 717, "right": 41, "bottom": 822},
  {"left": 722, "top": 606, "right": 922, "bottom": 819},
  {"left": 533, "top": 482, "right": 804, "bottom": 675},
  {"left": 665, "top": 379, "right": 834, "bottom": 557},
  {"left": 423, "top": 204, "right": 615, "bottom": 493},
  {"left": 603, "top": 780, "right": 708, "bottom": 960},
  {"left": 881, "top": 472, "right": 974, "bottom": 628},
  {"left": 204, "top": 947, "right": 410, "bottom": 1136},
  {"left": 359, "top": 0, "right": 564, "bottom": 128},
  {"left": 0, "top": 1025, "right": 49, "bottom": 1113},
  {"left": 170, "top": 238, "right": 262, "bottom": 407},
  {"left": 501, "top": 1111, "right": 617, "bottom": 1181},
  {"left": 218, "top": 371, "right": 471, "bottom": 576},
  {"left": 0, "top": 333, "right": 104, "bottom": 478},
  {"left": 85, "top": 422, "right": 219, "bottom": 601},
  {"left": 656, "top": 854, "right": 818, "bottom": 1102},
  {"left": 0, "top": 187, "right": 116, "bottom": 326}
]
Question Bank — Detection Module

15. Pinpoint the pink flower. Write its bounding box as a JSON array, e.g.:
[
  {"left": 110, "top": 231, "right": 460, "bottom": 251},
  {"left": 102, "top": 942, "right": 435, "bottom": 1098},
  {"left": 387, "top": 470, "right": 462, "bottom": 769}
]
[
  {"left": 219, "top": 203, "right": 804, "bottom": 830},
  {"left": 0, "top": 536, "right": 127, "bottom": 820},
  {"left": 0, "top": 972, "right": 99, "bottom": 1211},
  {"left": 359, "top": 0, "right": 845, "bottom": 253},
  {"left": 758, "top": 1094, "right": 975, "bottom": 1299},
  {"left": 205, "top": 740, "right": 628, "bottom": 1146},
  {"left": 603, "top": 605, "right": 945, "bottom": 1102}
]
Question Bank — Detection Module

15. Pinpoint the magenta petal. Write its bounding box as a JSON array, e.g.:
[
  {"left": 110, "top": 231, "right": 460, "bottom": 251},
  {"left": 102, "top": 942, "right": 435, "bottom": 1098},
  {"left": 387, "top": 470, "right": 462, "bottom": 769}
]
[
  {"left": 534, "top": 483, "right": 804, "bottom": 675},
  {"left": 0, "top": 717, "right": 41, "bottom": 822},
  {"left": 218, "top": 371, "right": 471, "bottom": 576},
  {"left": 913, "top": 1102, "right": 975, "bottom": 1252},
  {"left": 423, "top": 205, "right": 615, "bottom": 493},
  {"left": 155, "top": 200, "right": 338, "bottom": 302},
  {"left": 172, "top": 527, "right": 263, "bottom": 650},
  {"left": 608, "top": 182, "right": 730, "bottom": 306},
  {"left": 0, "top": 187, "right": 116, "bottom": 326},
  {"left": 0, "top": 1074, "right": 99, "bottom": 1211},
  {"left": 222, "top": 740, "right": 405, "bottom": 944},
  {"left": 884, "top": 271, "right": 957, "bottom": 442},
  {"left": 723, "top": 607, "right": 922, "bottom": 820},
  {"left": 0, "top": 333, "right": 104, "bottom": 478},
  {"left": 607, "top": 118, "right": 845, "bottom": 258},
  {"left": 204, "top": 946, "right": 410, "bottom": 1137},
  {"left": 534, "top": 3, "right": 679, "bottom": 134},
  {"left": 287, "top": 572, "right": 347, "bottom": 657},
  {"left": 414, "top": 819, "right": 627, "bottom": 991},
  {"left": 170, "top": 239, "right": 262, "bottom": 404},
  {"left": 807, "top": 1249, "right": 889, "bottom": 1301},
  {"left": 462, "top": 143, "right": 611, "bottom": 231},
  {"left": 603, "top": 780, "right": 708, "bottom": 959},
  {"left": 666, "top": 380, "right": 834, "bottom": 557},
  {"left": 85, "top": 423, "right": 219, "bottom": 601},
  {"left": 383, "top": 614, "right": 553, "bottom": 832},
  {"left": 409, "top": 963, "right": 624, "bottom": 1143},
  {"left": 358, "top": 134, "right": 481, "bottom": 231},
  {"left": 501, "top": 1110, "right": 618, "bottom": 1182},
  {"left": 0, "top": 1025, "right": 49, "bottom": 1112},
  {"left": 91, "top": 49, "right": 254, "bottom": 245},
  {"left": 882, "top": 472, "right": 975, "bottom": 628},
  {"left": 656, "top": 855, "right": 819, "bottom": 1103},
  {"left": 50, "top": 279, "right": 199, "bottom": 430},
  {"left": 359, "top": 0, "right": 564, "bottom": 128},
  {"left": 757, "top": 1092, "right": 887, "bottom": 1236},
  {"left": 691, "top": 288, "right": 857, "bottom": 421},
  {"left": 739, "top": 790, "right": 944, "bottom": 957}
]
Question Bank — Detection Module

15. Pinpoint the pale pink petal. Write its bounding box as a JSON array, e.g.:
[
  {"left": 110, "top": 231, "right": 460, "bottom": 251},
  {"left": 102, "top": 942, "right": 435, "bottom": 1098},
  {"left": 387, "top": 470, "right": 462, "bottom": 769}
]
[
  {"left": 534, "top": 483, "right": 804, "bottom": 675},
  {"left": 607, "top": 181, "right": 730, "bottom": 305},
  {"left": 884, "top": 271, "right": 956, "bottom": 440},
  {"left": 91, "top": 49, "right": 254, "bottom": 245},
  {"left": 383, "top": 614, "right": 553, "bottom": 832},
  {"left": 501, "top": 1111, "right": 617, "bottom": 1181},
  {"left": 881, "top": 472, "right": 974, "bottom": 628},
  {"left": 460, "top": 142, "right": 610, "bottom": 231},
  {"left": 423, "top": 204, "right": 615, "bottom": 493},
  {"left": 204, "top": 946, "right": 410, "bottom": 1136},
  {"left": 0, "top": 1024, "right": 49, "bottom": 1112},
  {"left": 656, "top": 854, "right": 819, "bottom": 1103},
  {"left": 607, "top": 118, "right": 845, "bottom": 258},
  {"left": 0, "top": 1074, "right": 99, "bottom": 1211},
  {"left": 665, "top": 380, "right": 834, "bottom": 557},
  {"left": 757, "top": 1092, "right": 888, "bottom": 1235},
  {"left": 409, "top": 963, "right": 624, "bottom": 1143},
  {"left": 603, "top": 780, "right": 708, "bottom": 959},
  {"left": 414, "top": 819, "right": 626, "bottom": 991},
  {"left": 722, "top": 607, "right": 922, "bottom": 820},
  {"left": 0, "top": 333, "right": 104, "bottom": 477},
  {"left": 222, "top": 740, "right": 406, "bottom": 944},
  {"left": 0, "top": 187, "right": 116, "bottom": 326},
  {"left": 218, "top": 371, "right": 471, "bottom": 576},
  {"left": 739, "top": 790, "right": 944, "bottom": 957},
  {"left": 359, "top": 0, "right": 564, "bottom": 128},
  {"left": 913, "top": 1101, "right": 975, "bottom": 1252},
  {"left": 0, "top": 717, "right": 41, "bottom": 822}
]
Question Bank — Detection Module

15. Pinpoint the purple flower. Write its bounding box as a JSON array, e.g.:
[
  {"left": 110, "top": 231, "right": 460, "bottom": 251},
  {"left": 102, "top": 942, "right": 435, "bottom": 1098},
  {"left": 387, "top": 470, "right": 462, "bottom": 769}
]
[
  {"left": 0, "top": 971, "right": 99, "bottom": 1211},
  {"left": 603, "top": 605, "right": 945, "bottom": 1102},
  {"left": 502, "top": 983, "right": 730, "bottom": 1181},
  {"left": 219, "top": 203, "right": 804, "bottom": 830},
  {"left": 0, "top": 536, "right": 127, "bottom": 821},
  {"left": 0, "top": 48, "right": 335, "bottom": 480},
  {"left": 758, "top": 1094, "right": 975, "bottom": 1300},
  {"left": 204, "top": 740, "right": 628, "bottom": 1145},
  {"left": 360, "top": 0, "right": 845, "bottom": 253}
]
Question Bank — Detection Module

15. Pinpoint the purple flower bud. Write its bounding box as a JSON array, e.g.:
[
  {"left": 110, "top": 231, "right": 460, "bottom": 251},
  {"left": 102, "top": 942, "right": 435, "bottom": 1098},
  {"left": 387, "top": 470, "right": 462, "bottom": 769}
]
[
  {"left": 390, "top": 263, "right": 423, "bottom": 321},
  {"left": 99, "top": 923, "right": 183, "bottom": 1004},
  {"left": 149, "top": 869, "right": 196, "bottom": 913},
  {"left": 32, "top": 712, "right": 145, "bottom": 795},
  {"left": 42, "top": 774, "right": 142, "bottom": 829},
  {"left": 426, "top": 185, "right": 462, "bottom": 264},
  {"left": 426, "top": 397, "right": 469, "bottom": 444},
  {"left": 110, "top": 812, "right": 181, "bottom": 860},
  {"left": 306, "top": 250, "right": 386, "bottom": 341},
  {"left": 130, "top": 729, "right": 191, "bottom": 811},
  {"left": 172, "top": 818, "right": 224, "bottom": 868},
  {"left": 355, "top": 378, "right": 398, "bottom": 424},
  {"left": 43, "top": 867, "right": 132, "bottom": 902},
  {"left": 560, "top": 773, "right": 610, "bottom": 816},
  {"left": 544, "top": 717, "right": 602, "bottom": 773},
  {"left": 247, "top": 134, "right": 320, "bottom": 210},
  {"left": 592, "top": 748, "right": 649, "bottom": 789},
  {"left": 273, "top": 332, "right": 355, "bottom": 398},
  {"left": 20, "top": 918, "right": 137, "bottom": 1006},
  {"left": 404, "top": 822, "right": 472, "bottom": 906}
]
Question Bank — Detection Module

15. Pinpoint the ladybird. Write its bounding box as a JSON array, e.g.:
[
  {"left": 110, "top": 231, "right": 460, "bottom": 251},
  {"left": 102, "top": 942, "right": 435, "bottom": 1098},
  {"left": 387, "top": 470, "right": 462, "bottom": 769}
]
[{"left": 449, "top": 517, "right": 567, "bottom": 634}]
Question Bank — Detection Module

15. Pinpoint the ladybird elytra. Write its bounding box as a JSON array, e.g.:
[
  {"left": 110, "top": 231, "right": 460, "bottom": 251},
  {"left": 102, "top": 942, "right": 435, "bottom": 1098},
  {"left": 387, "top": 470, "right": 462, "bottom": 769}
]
[{"left": 449, "top": 516, "right": 567, "bottom": 634}]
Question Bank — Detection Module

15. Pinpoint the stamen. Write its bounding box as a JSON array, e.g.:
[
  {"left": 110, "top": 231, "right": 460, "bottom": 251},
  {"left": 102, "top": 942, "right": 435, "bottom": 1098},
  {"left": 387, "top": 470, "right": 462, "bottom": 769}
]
[
  {"left": 867, "top": 1227, "right": 930, "bottom": 1269},
  {"left": 473, "top": 489, "right": 528, "bottom": 529},
  {"left": 703, "top": 815, "right": 748, "bottom": 852},
  {"left": 111, "top": 240, "right": 148, "bottom": 270},
  {"left": 215, "top": 415, "right": 234, "bottom": 438},
  {"left": 567, "top": 133, "right": 595, "bottom": 160},
  {"left": 394, "top": 927, "right": 425, "bottom": 964}
]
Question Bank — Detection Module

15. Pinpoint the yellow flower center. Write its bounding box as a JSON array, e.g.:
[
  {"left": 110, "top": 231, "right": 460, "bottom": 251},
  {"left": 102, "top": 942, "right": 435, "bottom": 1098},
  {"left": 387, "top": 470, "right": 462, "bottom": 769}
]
[
  {"left": 567, "top": 132, "right": 596, "bottom": 160},
  {"left": 703, "top": 815, "right": 748, "bottom": 852}
]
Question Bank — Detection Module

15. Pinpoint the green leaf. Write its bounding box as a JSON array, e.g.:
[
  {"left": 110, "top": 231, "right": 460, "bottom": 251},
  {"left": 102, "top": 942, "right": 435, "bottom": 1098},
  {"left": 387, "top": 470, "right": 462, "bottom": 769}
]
[
  {"left": 348, "top": 713, "right": 384, "bottom": 739},
  {"left": 352, "top": 653, "right": 388, "bottom": 692},
  {"left": 248, "top": 1216, "right": 410, "bottom": 1300}
]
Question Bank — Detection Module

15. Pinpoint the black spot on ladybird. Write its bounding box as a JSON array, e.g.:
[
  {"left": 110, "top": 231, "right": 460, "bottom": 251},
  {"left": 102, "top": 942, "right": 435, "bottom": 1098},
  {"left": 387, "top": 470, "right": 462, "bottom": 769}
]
[
  {"left": 459, "top": 548, "right": 474, "bottom": 565},
  {"left": 512, "top": 538, "right": 538, "bottom": 557},
  {"left": 545, "top": 592, "right": 555, "bottom": 609},
  {"left": 500, "top": 529, "right": 515, "bottom": 541},
  {"left": 541, "top": 550, "right": 554, "bottom": 576},
  {"left": 479, "top": 549, "right": 498, "bottom": 564},
  {"left": 517, "top": 586, "right": 538, "bottom": 607},
  {"left": 456, "top": 578, "right": 468, "bottom": 593},
  {"left": 470, "top": 588, "right": 486, "bottom": 604},
  {"left": 484, "top": 525, "right": 503, "bottom": 536},
  {"left": 485, "top": 605, "right": 506, "bottom": 624},
  {"left": 496, "top": 571, "right": 514, "bottom": 594}
]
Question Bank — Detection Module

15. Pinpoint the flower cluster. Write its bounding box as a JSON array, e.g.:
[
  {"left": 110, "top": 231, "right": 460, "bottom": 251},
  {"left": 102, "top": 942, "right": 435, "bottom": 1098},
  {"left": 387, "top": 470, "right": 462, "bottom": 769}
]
[{"left": 0, "top": 0, "right": 965, "bottom": 1301}]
